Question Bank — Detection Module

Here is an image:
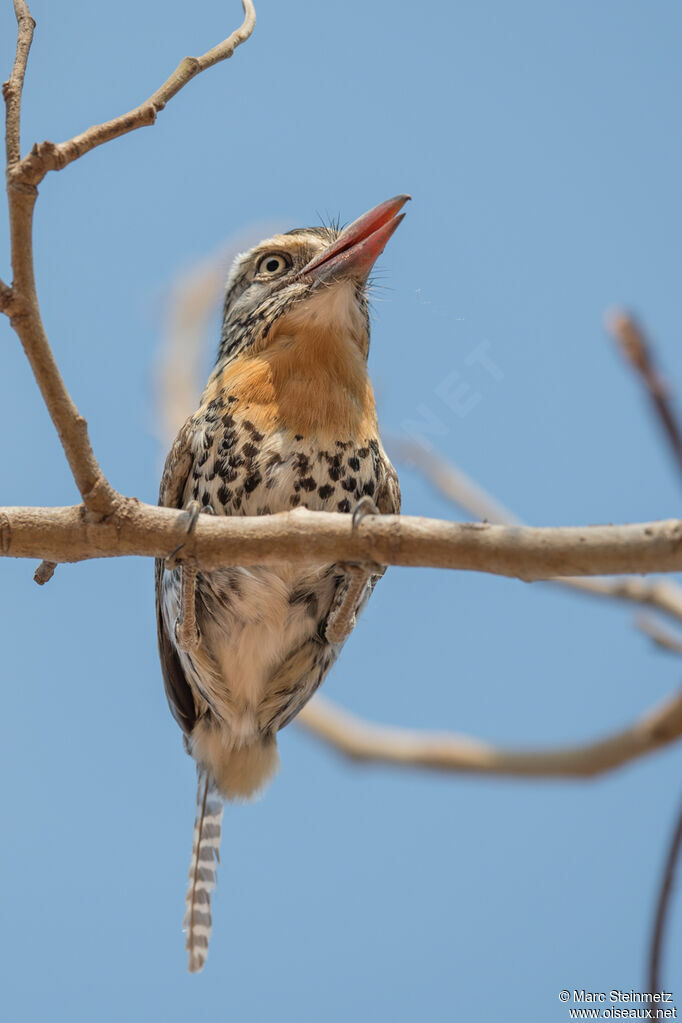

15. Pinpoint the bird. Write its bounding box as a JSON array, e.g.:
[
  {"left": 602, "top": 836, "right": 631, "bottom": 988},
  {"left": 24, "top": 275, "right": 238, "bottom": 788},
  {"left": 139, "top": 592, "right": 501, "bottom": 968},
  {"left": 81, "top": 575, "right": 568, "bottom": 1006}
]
[{"left": 155, "top": 194, "right": 408, "bottom": 972}]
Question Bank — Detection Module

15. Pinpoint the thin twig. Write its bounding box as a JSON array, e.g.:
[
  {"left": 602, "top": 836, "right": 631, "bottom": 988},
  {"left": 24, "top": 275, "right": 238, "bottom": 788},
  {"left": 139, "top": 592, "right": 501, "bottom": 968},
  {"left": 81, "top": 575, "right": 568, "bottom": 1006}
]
[
  {"left": 559, "top": 576, "right": 682, "bottom": 628},
  {"left": 2, "top": 0, "right": 35, "bottom": 168},
  {"left": 637, "top": 615, "right": 682, "bottom": 657},
  {"left": 395, "top": 439, "right": 682, "bottom": 629},
  {"left": 298, "top": 690, "right": 682, "bottom": 778},
  {"left": 1, "top": 504, "right": 682, "bottom": 578},
  {"left": 607, "top": 309, "right": 682, "bottom": 478},
  {"left": 648, "top": 799, "right": 682, "bottom": 993},
  {"left": 11, "top": 1, "right": 256, "bottom": 187},
  {"left": 605, "top": 312, "right": 682, "bottom": 998}
]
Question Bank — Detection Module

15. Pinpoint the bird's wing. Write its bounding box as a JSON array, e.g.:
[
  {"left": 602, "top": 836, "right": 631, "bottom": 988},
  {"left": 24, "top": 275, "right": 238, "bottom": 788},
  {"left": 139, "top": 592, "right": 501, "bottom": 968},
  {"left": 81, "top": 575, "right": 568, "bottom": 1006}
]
[
  {"left": 375, "top": 453, "right": 402, "bottom": 517},
  {"left": 155, "top": 415, "right": 198, "bottom": 734}
]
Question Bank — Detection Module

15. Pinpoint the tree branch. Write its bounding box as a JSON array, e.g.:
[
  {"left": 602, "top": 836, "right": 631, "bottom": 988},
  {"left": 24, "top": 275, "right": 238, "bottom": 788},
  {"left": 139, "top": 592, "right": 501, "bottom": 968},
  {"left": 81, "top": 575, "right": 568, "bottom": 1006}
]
[
  {"left": 1, "top": 1, "right": 111, "bottom": 515},
  {"left": 297, "top": 690, "right": 682, "bottom": 779},
  {"left": 289, "top": 442, "right": 682, "bottom": 780},
  {"left": 2, "top": 0, "right": 35, "bottom": 168},
  {"left": 395, "top": 440, "right": 682, "bottom": 629},
  {"left": 2, "top": 2, "right": 256, "bottom": 519},
  {"left": 1, "top": 504, "right": 682, "bottom": 578},
  {"left": 606, "top": 309, "right": 682, "bottom": 479},
  {"left": 11, "top": 1, "right": 256, "bottom": 187},
  {"left": 648, "top": 799, "right": 682, "bottom": 994}
]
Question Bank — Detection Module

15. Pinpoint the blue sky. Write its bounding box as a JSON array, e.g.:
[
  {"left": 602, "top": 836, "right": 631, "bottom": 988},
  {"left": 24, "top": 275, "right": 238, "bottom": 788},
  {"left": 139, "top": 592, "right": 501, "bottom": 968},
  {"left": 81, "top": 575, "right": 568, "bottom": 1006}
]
[{"left": 1, "top": 1, "right": 682, "bottom": 1020}]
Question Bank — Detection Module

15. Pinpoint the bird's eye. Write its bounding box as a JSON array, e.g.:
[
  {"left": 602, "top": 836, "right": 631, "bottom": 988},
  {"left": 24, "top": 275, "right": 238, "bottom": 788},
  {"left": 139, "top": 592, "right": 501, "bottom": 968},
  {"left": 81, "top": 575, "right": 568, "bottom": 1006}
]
[{"left": 256, "top": 253, "right": 291, "bottom": 276}]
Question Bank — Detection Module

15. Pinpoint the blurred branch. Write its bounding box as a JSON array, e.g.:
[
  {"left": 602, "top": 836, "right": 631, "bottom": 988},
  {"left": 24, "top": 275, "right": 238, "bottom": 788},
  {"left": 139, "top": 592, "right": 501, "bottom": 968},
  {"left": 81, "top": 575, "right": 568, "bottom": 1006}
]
[
  {"left": 636, "top": 616, "right": 682, "bottom": 657},
  {"left": 2, "top": 504, "right": 682, "bottom": 577},
  {"left": 606, "top": 309, "right": 682, "bottom": 478},
  {"left": 395, "top": 439, "right": 682, "bottom": 629},
  {"left": 155, "top": 226, "right": 281, "bottom": 443},
  {"left": 648, "top": 799, "right": 682, "bottom": 994},
  {"left": 394, "top": 440, "right": 523, "bottom": 525},
  {"left": 156, "top": 258, "right": 226, "bottom": 444},
  {"left": 298, "top": 691, "right": 682, "bottom": 778}
]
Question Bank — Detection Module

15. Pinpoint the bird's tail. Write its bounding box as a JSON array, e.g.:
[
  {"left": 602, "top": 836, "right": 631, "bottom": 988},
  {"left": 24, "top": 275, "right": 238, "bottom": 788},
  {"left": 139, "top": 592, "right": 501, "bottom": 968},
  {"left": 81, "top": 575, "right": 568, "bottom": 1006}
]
[{"left": 183, "top": 769, "right": 224, "bottom": 973}]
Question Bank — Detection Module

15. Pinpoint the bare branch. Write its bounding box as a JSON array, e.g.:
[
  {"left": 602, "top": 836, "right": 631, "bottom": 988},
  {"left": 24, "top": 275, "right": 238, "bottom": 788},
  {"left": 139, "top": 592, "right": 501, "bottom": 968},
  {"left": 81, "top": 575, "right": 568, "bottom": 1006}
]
[
  {"left": 298, "top": 690, "right": 682, "bottom": 779},
  {"left": 12, "top": 1, "right": 256, "bottom": 186},
  {"left": 648, "top": 799, "right": 682, "bottom": 994},
  {"left": 2, "top": 3, "right": 256, "bottom": 519},
  {"left": 637, "top": 615, "right": 682, "bottom": 657},
  {"left": 2, "top": 284, "right": 119, "bottom": 516},
  {"left": 4, "top": 304, "right": 115, "bottom": 521},
  {"left": 2, "top": 0, "right": 35, "bottom": 168},
  {"left": 395, "top": 439, "right": 682, "bottom": 628},
  {"left": 157, "top": 262, "right": 225, "bottom": 444},
  {"left": 2, "top": 5, "right": 114, "bottom": 514},
  {"left": 606, "top": 309, "right": 682, "bottom": 478},
  {"left": 1, "top": 504, "right": 682, "bottom": 578}
]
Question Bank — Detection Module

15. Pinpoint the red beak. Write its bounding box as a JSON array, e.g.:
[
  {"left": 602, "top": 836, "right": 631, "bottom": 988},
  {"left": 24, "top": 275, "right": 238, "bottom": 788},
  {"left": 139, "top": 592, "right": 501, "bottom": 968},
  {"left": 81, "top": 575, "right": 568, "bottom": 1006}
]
[{"left": 301, "top": 194, "right": 410, "bottom": 282}]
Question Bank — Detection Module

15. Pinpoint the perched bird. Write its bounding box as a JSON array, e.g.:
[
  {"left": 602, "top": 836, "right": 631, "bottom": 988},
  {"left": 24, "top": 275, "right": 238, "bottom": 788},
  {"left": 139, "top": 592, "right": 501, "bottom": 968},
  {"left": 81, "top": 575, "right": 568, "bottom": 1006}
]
[{"left": 156, "top": 194, "right": 408, "bottom": 971}]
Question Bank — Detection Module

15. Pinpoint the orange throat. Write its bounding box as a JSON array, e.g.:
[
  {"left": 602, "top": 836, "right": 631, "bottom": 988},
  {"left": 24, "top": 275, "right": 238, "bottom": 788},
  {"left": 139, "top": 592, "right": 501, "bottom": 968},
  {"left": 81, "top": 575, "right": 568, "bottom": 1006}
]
[{"left": 205, "top": 284, "right": 379, "bottom": 441}]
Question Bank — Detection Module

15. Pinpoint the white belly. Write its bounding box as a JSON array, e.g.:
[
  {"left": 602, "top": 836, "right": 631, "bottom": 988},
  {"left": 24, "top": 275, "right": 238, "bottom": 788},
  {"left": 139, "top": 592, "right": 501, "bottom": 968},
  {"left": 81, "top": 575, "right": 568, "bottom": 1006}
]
[
  {"left": 163, "top": 426, "right": 379, "bottom": 746},
  {"left": 162, "top": 560, "right": 338, "bottom": 746}
]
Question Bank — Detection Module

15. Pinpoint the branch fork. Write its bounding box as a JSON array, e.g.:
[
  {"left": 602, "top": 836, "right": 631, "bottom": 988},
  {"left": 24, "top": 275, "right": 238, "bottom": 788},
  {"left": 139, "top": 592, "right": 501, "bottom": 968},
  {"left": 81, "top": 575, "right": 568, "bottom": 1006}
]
[{"left": 2, "top": 0, "right": 256, "bottom": 521}]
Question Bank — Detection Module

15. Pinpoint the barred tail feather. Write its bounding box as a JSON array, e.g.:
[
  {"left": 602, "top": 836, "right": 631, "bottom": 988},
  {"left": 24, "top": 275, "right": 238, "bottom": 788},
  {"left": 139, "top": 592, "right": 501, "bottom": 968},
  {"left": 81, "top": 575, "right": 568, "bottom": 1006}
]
[{"left": 183, "top": 770, "right": 224, "bottom": 973}]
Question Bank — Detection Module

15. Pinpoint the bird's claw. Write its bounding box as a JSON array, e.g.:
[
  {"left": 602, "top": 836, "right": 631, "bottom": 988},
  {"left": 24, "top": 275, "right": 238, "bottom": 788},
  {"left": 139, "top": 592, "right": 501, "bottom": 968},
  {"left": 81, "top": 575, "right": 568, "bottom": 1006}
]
[
  {"left": 352, "top": 495, "right": 379, "bottom": 529},
  {"left": 166, "top": 501, "right": 213, "bottom": 568}
]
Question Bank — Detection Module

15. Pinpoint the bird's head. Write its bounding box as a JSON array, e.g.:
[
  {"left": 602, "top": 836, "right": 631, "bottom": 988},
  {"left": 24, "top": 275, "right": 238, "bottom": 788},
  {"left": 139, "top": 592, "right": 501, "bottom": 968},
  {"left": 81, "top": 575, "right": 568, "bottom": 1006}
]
[{"left": 216, "top": 194, "right": 409, "bottom": 367}]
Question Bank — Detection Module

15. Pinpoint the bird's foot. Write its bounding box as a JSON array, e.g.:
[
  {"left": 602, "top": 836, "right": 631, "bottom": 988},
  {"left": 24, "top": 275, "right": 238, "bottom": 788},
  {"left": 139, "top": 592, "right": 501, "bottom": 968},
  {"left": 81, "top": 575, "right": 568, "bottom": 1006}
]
[
  {"left": 174, "top": 562, "right": 201, "bottom": 653},
  {"left": 166, "top": 500, "right": 214, "bottom": 569},
  {"left": 324, "top": 497, "right": 383, "bottom": 643},
  {"left": 167, "top": 501, "right": 215, "bottom": 653},
  {"left": 324, "top": 563, "right": 375, "bottom": 644},
  {"left": 352, "top": 495, "right": 380, "bottom": 529}
]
